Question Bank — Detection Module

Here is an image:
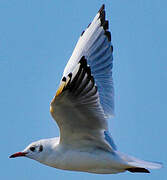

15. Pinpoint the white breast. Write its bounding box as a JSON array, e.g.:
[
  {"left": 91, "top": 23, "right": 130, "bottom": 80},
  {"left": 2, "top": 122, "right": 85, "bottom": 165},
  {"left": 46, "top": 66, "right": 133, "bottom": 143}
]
[{"left": 43, "top": 146, "right": 126, "bottom": 174}]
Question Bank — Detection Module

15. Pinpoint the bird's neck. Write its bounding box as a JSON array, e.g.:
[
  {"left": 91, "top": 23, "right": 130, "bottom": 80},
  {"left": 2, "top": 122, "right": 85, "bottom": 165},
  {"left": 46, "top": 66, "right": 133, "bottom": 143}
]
[{"left": 37, "top": 137, "right": 65, "bottom": 168}]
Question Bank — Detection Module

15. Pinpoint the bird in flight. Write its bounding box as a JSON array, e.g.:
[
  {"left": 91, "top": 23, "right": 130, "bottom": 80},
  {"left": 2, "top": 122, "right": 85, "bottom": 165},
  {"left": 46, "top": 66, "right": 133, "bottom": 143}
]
[{"left": 10, "top": 4, "right": 162, "bottom": 174}]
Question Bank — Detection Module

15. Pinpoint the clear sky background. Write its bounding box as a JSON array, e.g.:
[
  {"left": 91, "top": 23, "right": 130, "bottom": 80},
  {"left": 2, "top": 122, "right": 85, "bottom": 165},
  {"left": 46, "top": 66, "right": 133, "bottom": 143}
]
[{"left": 1, "top": 0, "right": 166, "bottom": 180}]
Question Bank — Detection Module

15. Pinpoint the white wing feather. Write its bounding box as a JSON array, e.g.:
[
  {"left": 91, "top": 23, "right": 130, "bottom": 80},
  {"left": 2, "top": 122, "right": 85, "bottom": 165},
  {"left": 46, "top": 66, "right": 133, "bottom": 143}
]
[
  {"left": 63, "top": 5, "right": 114, "bottom": 118},
  {"left": 51, "top": 56, "right": 116, "bottom": 151}
]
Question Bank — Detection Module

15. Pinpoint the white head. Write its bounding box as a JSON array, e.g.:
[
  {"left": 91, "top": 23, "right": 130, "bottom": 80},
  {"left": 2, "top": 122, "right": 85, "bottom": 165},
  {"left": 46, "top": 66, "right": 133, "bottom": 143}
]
[{"left": 9, "top": 138, "right": 59, "bottom": 164}]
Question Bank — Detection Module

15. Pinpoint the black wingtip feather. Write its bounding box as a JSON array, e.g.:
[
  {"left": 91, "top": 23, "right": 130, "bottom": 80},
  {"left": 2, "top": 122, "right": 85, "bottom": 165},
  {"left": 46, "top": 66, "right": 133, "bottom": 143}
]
[
  {"left": 80, "top": 4, "right": 105, "bottom": 38},
  {"left": 111, "top": 45, "right": 113, "bottom": 52},
  {"left": 64, "top": 56, "right": 96, "bottom": 97},
  {"left": 102, "top": 21, "right": 109, "bottom": 30},
  {"left": 98, "top": 5, "right": 112, "bottom": 43},
  {"left": 86, "top": 66, "right": 91, "bottom": 76},
  {"left": 68, "top": 65, "right": 82, "bottom": 91},
  {"left": 79, "top": 56, "right": 87, "bottom": 67},
  {"left": 98, "top": 4, "right": 105, "bottom": 13},
  {"left": 87, "top": 22, "right": 91, "bottom": 28},
  {"left": 81, "top": 30, "right": 85, "bottom": 36},
  {"left": 126, "top": 168, "right": 150, "bottom": 173},
  {"left": 80, "top": 57, "right": 92, "bottom": 77},
  {"left": 99, "top": 11, "right": 105, "bottom": 24},
  {"left": 105, "top": 31, "right": 111, "bottom": 41},
  {"left": 62, "top": 77, "right": 66, "bottom": 82},
  {"left": 68, "top": 72, "right": 72, "bottom": 78}
]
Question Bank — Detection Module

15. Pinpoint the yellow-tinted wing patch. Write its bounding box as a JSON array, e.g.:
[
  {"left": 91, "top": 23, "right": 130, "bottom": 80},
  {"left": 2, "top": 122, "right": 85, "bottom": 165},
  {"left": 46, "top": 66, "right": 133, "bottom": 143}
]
[
  {"left": 55, "top": 74, "right": 72, "bottom": 97},
  {"left": 55, "top": 80, "right": 66, "bottom": 97}
]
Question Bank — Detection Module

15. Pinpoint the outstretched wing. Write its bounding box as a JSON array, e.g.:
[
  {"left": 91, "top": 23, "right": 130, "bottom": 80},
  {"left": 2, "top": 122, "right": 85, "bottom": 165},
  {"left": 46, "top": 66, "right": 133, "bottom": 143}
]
[
  {"left": 50, "top": 5, "right": 116, "bottom": 151},
  {"left": 63, "top": 4, "right": 114, "bottom": 118},
  {"left": 50, "top": 56, "right": 116, "bottom": 151}
]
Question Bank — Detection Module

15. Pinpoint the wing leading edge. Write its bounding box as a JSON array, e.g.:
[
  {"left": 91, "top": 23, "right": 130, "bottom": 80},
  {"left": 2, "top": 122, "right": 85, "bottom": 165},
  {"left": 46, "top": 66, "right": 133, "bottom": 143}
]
[{"left": 63, "top": 4, "right": 114, "bottom": 118}]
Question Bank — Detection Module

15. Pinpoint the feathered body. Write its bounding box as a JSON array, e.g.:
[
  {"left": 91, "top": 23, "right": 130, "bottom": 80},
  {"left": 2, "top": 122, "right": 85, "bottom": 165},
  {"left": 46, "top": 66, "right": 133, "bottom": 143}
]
[{"left": 10, "top": 4, "right": 162, "bottom": 174}]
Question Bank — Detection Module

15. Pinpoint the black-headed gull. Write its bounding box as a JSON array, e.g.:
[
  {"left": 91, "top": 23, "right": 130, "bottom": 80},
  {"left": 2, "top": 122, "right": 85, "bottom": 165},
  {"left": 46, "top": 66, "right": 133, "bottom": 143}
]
[{"left": 10, "top": 4, "right": 162, "bottom": 174}]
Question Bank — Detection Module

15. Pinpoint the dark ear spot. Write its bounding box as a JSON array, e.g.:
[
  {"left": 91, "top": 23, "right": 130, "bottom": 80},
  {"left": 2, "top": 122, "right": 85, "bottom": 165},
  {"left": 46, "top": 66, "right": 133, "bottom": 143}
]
[{"left": 39, "top": 145, "right": 43, "bottom": 152}]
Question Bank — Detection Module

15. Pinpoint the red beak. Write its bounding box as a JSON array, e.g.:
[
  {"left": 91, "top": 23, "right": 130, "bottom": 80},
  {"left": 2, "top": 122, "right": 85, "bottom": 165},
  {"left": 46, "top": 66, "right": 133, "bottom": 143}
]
[{"left": 9, "top": 152, "right": 27, "bottom": 158}]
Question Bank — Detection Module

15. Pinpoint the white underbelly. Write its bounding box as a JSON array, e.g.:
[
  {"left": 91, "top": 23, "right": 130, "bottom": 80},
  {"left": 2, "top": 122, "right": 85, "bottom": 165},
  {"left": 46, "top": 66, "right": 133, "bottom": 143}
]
[{"left": 46, "top": 149, "right": 126, "bottom": 174}]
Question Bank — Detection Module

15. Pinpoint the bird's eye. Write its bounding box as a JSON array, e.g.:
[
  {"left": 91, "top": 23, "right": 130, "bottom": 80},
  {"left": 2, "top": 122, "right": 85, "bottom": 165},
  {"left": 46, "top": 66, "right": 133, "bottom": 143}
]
[{"left": 30, "top": 146, "right": 35, "bottom": 152}]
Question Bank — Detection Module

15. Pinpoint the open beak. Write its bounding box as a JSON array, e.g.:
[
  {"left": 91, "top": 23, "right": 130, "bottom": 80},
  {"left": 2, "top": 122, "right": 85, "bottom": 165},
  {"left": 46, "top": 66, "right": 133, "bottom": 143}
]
[{"left": 9, "top": 152, "right": 28, "bottom": 158}]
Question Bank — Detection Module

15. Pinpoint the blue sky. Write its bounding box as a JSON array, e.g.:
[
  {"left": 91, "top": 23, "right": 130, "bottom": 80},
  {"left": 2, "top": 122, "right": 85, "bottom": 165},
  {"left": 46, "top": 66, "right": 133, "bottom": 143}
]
[{"left": 1, "top": 0, "right": 166, "bottom": 179}]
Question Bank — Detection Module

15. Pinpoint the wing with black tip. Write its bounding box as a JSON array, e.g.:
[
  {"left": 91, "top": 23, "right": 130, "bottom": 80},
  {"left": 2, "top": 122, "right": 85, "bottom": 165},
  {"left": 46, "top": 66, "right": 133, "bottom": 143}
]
[
  {"left": 50, "top": 56, "right": 116, "bottom": 151},
  {"left": 63, "top": 4, "right": 114, "bottom": 118},
  {"left": 50, "top": 5, "right": 117, "bottom": 150}
]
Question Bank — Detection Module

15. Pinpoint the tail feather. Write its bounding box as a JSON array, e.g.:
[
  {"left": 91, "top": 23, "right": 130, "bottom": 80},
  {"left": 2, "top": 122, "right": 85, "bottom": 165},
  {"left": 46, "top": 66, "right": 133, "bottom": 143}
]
[
  {"left": 116, "top": 151, "right": 162, "bottom": 172},
  {"left": 126, "top": 167, "right": 150, "bottom": 173},
  {"left": 127, "top": 159, "right": 162, "bottom": 170}
]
